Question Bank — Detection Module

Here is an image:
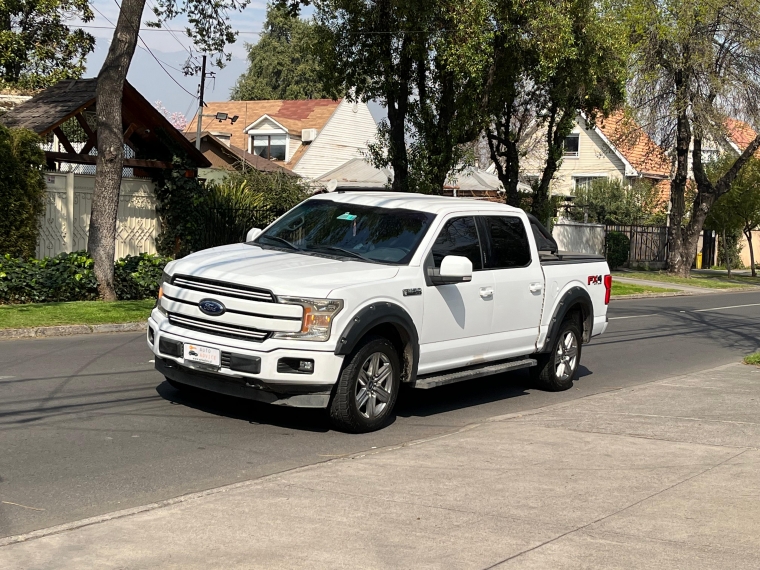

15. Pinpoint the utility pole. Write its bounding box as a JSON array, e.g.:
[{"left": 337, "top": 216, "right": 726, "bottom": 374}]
[{"left": 195, "top": 55, "right": 207, "bottom": 150}]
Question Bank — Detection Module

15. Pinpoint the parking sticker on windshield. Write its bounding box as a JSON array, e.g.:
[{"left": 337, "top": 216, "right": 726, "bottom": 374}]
[{"left": 337, "top": 212, "right": 357, "bottom": 221}]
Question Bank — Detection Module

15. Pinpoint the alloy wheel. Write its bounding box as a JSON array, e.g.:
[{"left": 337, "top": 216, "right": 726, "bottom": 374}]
[
  {"left": 554, "top": 331, "right": 578, "bottom": 382},
  {"left": 355, "top": 352, "right": 393, "bottom": 419}
]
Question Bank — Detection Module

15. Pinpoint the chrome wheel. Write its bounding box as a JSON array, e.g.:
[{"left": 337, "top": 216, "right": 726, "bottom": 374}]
[
  {"left": 554, "top": 331, "right": 578, "bottom": 382},
  {"left": 355, "top": 352, "right": 393, "bottom": 419}
]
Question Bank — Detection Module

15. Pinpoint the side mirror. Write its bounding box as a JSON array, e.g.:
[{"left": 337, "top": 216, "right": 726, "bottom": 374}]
[
  {"left": 430, "top": 255, "right": 473, "bottom": 285},
  {"left": 246, "top": 227, "right": 262, "bottom": 242}
]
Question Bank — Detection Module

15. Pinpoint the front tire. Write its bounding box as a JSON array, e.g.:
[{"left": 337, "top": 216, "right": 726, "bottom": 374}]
[
  {"left": 532, "top": 319, "right": 582, "bottom": 391},
  {"left": 329, "top": 336, "right": 400, "bottom": 433}
]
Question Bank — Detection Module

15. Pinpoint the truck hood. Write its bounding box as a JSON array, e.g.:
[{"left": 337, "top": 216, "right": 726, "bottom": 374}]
[{"left": 166, "top": 243, "right": 400, "bottom": 298}]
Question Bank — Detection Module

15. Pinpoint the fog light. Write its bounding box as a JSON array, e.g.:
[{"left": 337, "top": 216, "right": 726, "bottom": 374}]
[{"left": 277, "top": 358, "right": 315, "bottom": 375}]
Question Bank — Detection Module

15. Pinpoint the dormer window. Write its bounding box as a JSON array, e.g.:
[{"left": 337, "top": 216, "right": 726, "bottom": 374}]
[{"left": 252, "top": 134, "right": 287, "bottom": 160}]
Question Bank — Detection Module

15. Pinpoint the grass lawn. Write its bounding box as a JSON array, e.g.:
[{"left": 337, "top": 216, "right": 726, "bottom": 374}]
[
  {"left": 745, "top": 352, "right": 760, "bottom": 366},
  {"left": 0, "top": 300, "right": 155, "bottom": 329},
  {"left": 611, "top": 282, "right": 680, "bottom": 297},
  {"left": 613, "top": 271, "right": 760, "bottom": 290}
]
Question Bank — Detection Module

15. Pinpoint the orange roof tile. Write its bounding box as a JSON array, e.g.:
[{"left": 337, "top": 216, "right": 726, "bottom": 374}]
[
  {"left": 724, "top": 118, "right": 760, "bottom": 154},
  {"left": 597, "top": 111, "right": 671, "bottom": 178},
  {"left": 185, "top": 99, "right": 341, "bottom": 168}
]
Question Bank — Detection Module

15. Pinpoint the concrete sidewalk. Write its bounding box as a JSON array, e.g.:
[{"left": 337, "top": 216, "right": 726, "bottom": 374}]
[{"left": 3, "top": 363, "right": 760, "bottom": 569}]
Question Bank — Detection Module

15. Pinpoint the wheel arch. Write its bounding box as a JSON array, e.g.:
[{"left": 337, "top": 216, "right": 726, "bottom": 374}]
[
  {"left": 334, "top": 302, "right": 419, "bottom": 383},
  {"left": 540, "top": 286, "right": 594, "bottom": 353}
]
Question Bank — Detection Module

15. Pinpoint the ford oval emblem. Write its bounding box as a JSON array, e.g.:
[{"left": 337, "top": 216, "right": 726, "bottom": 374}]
[{"left": 199, "top": 298, "right": 225, "bottom": 316}]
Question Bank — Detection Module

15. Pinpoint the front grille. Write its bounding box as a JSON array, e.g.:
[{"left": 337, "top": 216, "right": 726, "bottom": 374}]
[
  {"left": 168, "top": 313, "right": 270, "bottom": 342},
  {"left": 221, "top": 351, "right": 232, "bottom": 368},
  {"left": 172, "top": 275, "right": 274, "bottom": 303}
]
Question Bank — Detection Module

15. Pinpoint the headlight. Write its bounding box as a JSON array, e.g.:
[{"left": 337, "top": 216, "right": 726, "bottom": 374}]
[
  {"left": 273, "top": 297, "right": 343, "bottom": 341},
  {"left": 155, "top": 271, "right": 171, "bottom": 314}
]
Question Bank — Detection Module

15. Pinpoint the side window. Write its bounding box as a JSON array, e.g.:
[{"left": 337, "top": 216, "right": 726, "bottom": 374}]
[
  {"left": 431, "top": 216, "right": 483, "bottom": 270},
  {"left": 483, "top": 216, "right": 532, "bottom": 269}
]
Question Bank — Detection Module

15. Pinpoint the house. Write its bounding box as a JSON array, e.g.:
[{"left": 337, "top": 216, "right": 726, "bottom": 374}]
[
  {"left": 184, "top": 99, "right": 379, "bottom": 180},
  {"left": 184, "top": 131, "right": 296, "bottom": 182},
  {"left": 521, "top": 111, "right": 671, "bottom": 203}
]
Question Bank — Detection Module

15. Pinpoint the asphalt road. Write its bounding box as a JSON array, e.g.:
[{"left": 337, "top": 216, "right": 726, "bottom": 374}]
[{"left": 1, "top": 290, "right": 759, "bottom": 537}]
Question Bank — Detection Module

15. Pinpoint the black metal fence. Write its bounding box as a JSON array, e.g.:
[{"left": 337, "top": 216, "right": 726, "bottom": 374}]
[
  {"left": 197, "top": 206, "right": 286, "bottom": 251},
  {"left": 605, "top": 224, "right": 669, "bottom": 264}
]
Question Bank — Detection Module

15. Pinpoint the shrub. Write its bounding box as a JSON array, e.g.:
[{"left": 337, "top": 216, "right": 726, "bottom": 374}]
[
  {"left": 0, "top": 251, "right": 170, "bottom": 304},
  {"left": 114, "top": 253, "right": 172, "bottom": 300},
  {"left": 0, "top": 125, "right": 46, "bottom": 258},
  {"left": 606, "top": 231, "right": 630, "bottom": 269}
]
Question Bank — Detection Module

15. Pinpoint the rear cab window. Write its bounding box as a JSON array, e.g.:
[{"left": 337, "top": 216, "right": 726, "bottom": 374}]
[{"left": 479, "top": 216, "right": 532, "bottom": 269}]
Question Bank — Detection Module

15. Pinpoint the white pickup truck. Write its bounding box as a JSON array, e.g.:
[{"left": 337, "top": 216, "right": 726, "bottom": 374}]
[{"left": 148, "top": 192, "right": 610, "bottom": 432}]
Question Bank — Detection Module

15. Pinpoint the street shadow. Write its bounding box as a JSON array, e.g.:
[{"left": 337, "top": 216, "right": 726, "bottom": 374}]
[{"left": 155, "top": 381, "right": 332, "bottom": 432}]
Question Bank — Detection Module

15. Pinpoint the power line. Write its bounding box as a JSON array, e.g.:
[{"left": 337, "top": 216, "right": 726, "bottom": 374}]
[{"left": 92, "top": 3, "right": 198, "bottom": 100}]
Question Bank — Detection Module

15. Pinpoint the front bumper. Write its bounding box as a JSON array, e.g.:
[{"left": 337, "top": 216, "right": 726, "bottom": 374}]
[{"left": 147, "top": 310, "right": 345, "bottom": 408}]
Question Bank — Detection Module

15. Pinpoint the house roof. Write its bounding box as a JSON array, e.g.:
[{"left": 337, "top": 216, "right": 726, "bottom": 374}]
[
  {"left": 596, "top": 111, "right": 671, "bottom": 178},
  {"left": 184, "top": 131, "right": 295, "bottom": 175},
  {"left": 185, "top": 99, "right": 341, "bottom": 166},
  {"left": 318, "top": 158, "right": 393, "bottom": 189},
  {"left": 724, "top": 118, "right": 760, "bottom": 154},
  {"left": 1, "top": 78, "right": 209, "bottom": 167}
]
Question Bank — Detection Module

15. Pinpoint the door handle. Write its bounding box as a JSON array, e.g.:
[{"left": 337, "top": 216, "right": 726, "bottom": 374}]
[
  {"left": 480, "top": 287, "right": 493, "bottom": 299},
  {"left": 529, "top": 282, "right": 543, "bottom": 293}
]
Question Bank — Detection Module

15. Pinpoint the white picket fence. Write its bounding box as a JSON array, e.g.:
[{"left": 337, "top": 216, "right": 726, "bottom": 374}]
[{"left": 37, "top": 172, "right": 160, "bottom": 260}]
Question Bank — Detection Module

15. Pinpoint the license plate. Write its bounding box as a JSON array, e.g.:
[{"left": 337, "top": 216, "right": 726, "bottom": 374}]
[{"left": 184, "top": 343, "right": 220, "bottom": 368}]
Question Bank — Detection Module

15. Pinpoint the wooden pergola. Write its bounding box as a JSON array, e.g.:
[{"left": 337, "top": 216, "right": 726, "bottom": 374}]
[{"left": 1, "top": 79, "right": 210, "bottom": 175}]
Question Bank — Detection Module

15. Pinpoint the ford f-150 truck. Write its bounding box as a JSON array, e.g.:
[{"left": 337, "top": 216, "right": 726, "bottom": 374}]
[{"left": 148, "top": 192, "right": 610, "bottom": 432}]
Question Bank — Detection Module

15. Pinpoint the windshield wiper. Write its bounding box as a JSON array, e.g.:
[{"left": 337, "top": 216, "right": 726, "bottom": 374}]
[
  {"left": 256, "top": 234, "right": 299, "bottom": 251},
  {"left": 307, "top": 245, "right": 378, "bottom": 263}
]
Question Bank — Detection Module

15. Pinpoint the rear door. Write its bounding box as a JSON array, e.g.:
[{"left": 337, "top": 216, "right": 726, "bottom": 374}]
[
  {"left": 479, "top": 215, "right": 545, "bottom": 358},
  {"left": 418, "top": 216, "right": 494, "bottom": 374}
]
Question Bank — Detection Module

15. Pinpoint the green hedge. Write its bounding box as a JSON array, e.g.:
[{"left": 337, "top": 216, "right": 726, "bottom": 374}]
[
  {"left": 606, "top": 231, "right": 631, "bottom": 269},
  {"left": 0, "top": 251, "right": 170, "bottom": 304}
]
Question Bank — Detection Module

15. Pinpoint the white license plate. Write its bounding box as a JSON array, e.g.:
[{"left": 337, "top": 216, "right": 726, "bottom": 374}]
[{"left": 184, "top": 343, "right": 221, "bottom": 368}]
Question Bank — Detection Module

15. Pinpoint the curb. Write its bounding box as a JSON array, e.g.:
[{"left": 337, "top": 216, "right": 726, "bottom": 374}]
[
  {"left": 611, "top": 291, "right": 692, "bottom": 300},
  {"left": 0, "top": 321, "right": 146, "bottom": 341}
]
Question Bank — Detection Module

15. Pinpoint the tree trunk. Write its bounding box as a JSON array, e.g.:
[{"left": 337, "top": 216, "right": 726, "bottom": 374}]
[
  {"left": 666, "top": 89, "right": 691, "bottom": 277},
  {"left": 89, "top": 0, "right": 146, "bottom": 300},
  {"left": 532, "top": 109, "right": 573, "bottom": 223},
  {"left": 723, "top": 229, "right": 732, "bottom": 278},
  {"left": 745, "top": 227, "right": 756, "bottom": 277}
]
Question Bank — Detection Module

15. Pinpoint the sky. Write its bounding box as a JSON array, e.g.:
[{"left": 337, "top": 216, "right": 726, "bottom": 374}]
[{"left": 77, "top": 1, "right": 385, "bottom": 124}]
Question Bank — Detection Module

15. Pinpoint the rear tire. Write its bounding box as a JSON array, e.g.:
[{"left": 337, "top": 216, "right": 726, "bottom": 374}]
[
  {"left": 532, "top": 319, "right": 582, "bottom": 391},
  {"left": 329, "top": 336, "right": 400, "bottom": 433}
]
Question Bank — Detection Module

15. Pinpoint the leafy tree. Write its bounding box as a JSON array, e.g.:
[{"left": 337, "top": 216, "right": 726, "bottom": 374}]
[
  {"left": 232, "top": 4, "right": 333, "bottom": 100},
  {"left": 0, "top": 0, "right": 95, "bottom": 89},
  {"left": 0, "top": 124, "right": 45, "bottom": 258},
  {"left": 706, "top": 155, "right": 760, "bottom": 276},
  {"left": 485, "top": 0, "right": 626, "bottom": 218},
  {"left": 88, "top": 0, "right": 247, "bottom": 300},
  {"left": 625, "top": 0, "right": 760, "bottom": 277},
  {"left": 569, "top": 178, "right": 665, "bottom": 225}
]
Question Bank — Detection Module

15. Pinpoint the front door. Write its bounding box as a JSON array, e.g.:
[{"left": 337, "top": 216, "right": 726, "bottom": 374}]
[
  {"left": 479, "top": 215, "right": 545, "bottom": 357},
  {"left": 418, "top": 216, "right": 494, "bottom": 375}
]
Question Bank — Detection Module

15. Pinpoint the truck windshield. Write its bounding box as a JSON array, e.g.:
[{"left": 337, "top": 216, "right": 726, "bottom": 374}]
[{"left": 253, "top": 199, "right": 436, "bottom": 264}]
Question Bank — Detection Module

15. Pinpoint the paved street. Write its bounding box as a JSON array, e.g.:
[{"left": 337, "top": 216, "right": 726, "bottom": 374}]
[{"left": 1, "top": 291, "right": 759, "bottom": 539}]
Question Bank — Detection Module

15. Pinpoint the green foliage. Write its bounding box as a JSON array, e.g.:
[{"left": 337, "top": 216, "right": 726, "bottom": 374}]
[
  {"left": 151, "top": 149, "right": 209, "bottom": 258},
  {"left": 0, "top": 251, "right": 170, "bottom": 304},
  {"left": 0, "top": 124, "right": 46, "bottom": 258},
  {"left": 606, "top": 231, "right": 630, "bottom": 269},
  {"left": 114, "top": 253, "right": 171, "bottom": 301},
  {"left": 231, "top": 4, "right": 333, "bottom": 100},
  {"left": 570, "top": 178, "right": 665, "bottom": 225},
  {"left": 715, "top": 230, "right": 744, "bottom": 270},
  {"left": 0, "top": 0, "right": 95, "bottom": 89},
  {"left": 196, "top": 169, "right": 309, "bottom": 249}
]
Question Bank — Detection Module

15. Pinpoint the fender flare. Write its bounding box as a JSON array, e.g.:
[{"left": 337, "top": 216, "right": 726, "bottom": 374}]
[
  {"left": 334, "top": 302, "right": 419, "bottom": 383},
  {"left": 540, "top": 286, "right": 594, "bottom": 352}
]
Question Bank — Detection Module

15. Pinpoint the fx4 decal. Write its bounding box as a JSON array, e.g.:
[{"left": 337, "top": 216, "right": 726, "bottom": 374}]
[{"left": 588, "top": 275, "right": 604, "bottom": 285}]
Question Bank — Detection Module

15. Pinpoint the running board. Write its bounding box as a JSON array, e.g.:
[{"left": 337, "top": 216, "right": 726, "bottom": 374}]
[{"left": 413, "top": 358, "right": 537, "bottom": 390}]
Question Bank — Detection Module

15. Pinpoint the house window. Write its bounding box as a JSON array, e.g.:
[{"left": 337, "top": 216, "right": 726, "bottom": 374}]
[
  {"left": 211, "top": 132, "right": 231, "bottom": 147},
  {"left": 574, "top": 176, "right": 604, "bottom": 190},
  {"left": 252, "top": 134, "right": 287, "bottom": 160},
  {"left": 563, "top": 134, "right": 580, "bottom": 157}
]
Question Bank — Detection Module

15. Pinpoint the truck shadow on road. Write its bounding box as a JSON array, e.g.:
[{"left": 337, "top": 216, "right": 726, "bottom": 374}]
[{"left": 155, "top": 366, "right": 591, "bottom": 430}]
